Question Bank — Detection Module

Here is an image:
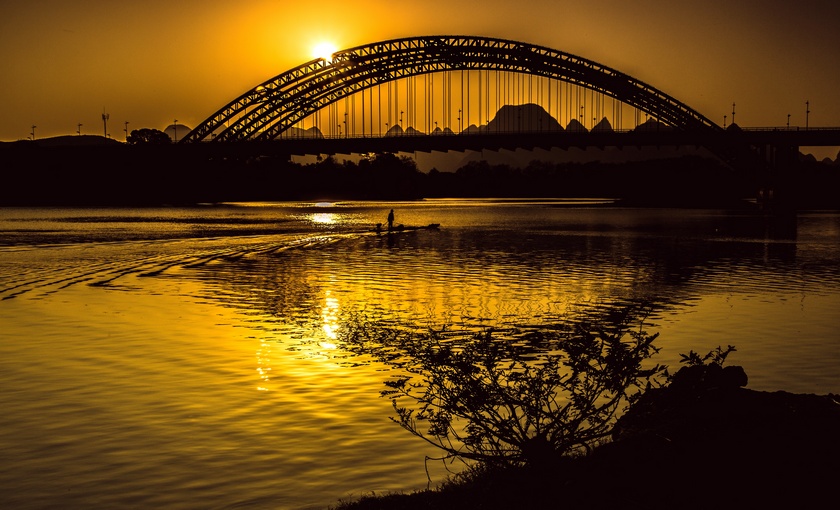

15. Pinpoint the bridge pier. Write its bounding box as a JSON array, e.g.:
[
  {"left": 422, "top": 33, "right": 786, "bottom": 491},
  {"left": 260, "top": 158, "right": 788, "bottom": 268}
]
[{"left": 755, "top": 143, "right": 800, "bottom": 212}]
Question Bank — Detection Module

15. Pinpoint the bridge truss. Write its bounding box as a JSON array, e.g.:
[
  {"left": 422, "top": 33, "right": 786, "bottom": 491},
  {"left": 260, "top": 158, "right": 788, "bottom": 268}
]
[{"left": 181, "top": 35, "right": 721, "bottom": 144}]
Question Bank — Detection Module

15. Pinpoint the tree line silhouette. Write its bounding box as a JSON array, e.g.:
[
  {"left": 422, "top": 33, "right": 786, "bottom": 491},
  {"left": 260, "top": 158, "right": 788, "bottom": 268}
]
[{"left": 1, "top": 135, "right": 837, "bottom": 207}]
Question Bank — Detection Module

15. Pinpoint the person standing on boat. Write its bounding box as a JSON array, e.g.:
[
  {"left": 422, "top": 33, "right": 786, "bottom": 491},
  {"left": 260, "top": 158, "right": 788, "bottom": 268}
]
[{"left": 387, "top": 209, "right": 395, "bottom": 231}]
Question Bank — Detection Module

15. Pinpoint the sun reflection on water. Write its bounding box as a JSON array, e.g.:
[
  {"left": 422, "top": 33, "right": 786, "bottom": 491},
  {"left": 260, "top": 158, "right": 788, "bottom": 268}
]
[
  {"left": 321, "top": 289, "right": 340, "bottom": 347},
  {"left": 310, "top": 212, "right": 338, "bottom": 225},
  {"left": 256, "top": 339, "right": 273, "bottom": 391}
]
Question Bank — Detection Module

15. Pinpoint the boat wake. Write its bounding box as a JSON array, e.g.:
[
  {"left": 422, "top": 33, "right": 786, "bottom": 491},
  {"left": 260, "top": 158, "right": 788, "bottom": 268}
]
[{"left": 0, "top": 233, "right": 355, "bottom": 301}]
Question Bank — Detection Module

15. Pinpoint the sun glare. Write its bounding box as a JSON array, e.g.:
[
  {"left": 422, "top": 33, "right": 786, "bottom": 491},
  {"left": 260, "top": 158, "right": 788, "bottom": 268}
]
[{"left": 312, "top": 42, "right": 338, "bottom": 62}]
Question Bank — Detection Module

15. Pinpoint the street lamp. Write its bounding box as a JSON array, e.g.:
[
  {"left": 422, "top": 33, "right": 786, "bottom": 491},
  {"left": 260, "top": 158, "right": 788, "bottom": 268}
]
[
  {"left": 77, "top": 123, "right": 82, "bottom": 136},
  {"left": 102, "top": 112, "right": 109, "bottom": 138},
  {"left": 787, "top": 114, "right": 790, "bottom": 129},
  {"left": 723, "top": 115, "right": 727, "bottom": 129},
  {"left": 31, "top": 125, "right": 36, "bottom": 140},
  {"left": 124, "top": 121, "right": 129, "bottom": 141},
  {"left": 805, "top": 101, "right": 810, "bottom": 130}
]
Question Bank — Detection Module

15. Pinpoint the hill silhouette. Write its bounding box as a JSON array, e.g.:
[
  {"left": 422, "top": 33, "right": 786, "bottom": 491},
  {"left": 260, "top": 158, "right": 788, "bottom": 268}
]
[{"left": 19, "top": 135, "right": 122, "bottom": 147}]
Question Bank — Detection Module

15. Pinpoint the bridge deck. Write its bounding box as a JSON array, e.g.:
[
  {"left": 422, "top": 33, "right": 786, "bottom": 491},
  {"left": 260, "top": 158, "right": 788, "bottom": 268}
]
[{"left": 189, "top": 128, "right": 840, "bottom": 158}]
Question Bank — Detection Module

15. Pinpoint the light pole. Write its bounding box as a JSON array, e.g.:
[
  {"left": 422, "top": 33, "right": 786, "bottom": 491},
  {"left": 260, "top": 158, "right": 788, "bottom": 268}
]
[
  {"left": 805, "top": 101, "right": 810, "bottom": 130},
  {"left": 124, "top": 121, "right": 129, "bottom": 141},
  {"left": 102, "top": 112, "right": 109, "bottom": 138},
  {"left": 731, "top": 102, "right": 736, "bottom": 126},
  {"left": 723, "top": 115, "right": 727, "bottom": 129},
  {"left": 787, "top": 114, "right": 790, "bottom": 129},
  {"left": 77, "top": 123, "right": 82, "bottom": 135},
  {"left": 31, "top": 125, "right": 36, "bottom": 140}
]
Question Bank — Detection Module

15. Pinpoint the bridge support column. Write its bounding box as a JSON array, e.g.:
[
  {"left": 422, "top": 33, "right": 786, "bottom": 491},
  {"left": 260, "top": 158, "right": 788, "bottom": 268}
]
[{"left": 756, "top": 144, "right": 799, "bottom": 211}]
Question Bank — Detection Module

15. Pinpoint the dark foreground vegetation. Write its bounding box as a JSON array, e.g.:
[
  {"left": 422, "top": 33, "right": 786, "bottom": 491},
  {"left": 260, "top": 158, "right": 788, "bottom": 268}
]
[
  {"left": 332, "top": 318, "right": 840, "bottom": 510},
  {"left": 2, "top": 140, "right": 839, "bottom": 208},
  {"left": 333, "top": 385, "right": 840, "bottom": 509}
]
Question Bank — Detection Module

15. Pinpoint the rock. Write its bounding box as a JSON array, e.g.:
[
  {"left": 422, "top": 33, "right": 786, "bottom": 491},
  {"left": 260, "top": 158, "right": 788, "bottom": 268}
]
[
  {"left": 599, "top": 366, "right": 840, "bottom": 507},
  {"left": 668, "top": 363, "right": 748, "bottom": 393}
]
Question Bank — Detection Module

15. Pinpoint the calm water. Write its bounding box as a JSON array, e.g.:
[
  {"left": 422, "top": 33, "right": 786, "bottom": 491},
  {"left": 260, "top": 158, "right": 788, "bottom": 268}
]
[{"left": 1, "top": 200, "right": 839, "bottom": 509}]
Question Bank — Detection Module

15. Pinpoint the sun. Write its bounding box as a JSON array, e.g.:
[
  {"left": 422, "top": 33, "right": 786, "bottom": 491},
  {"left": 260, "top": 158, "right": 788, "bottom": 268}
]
[{"left": 312, "top": 42, "right": 338, "bottom": 62}]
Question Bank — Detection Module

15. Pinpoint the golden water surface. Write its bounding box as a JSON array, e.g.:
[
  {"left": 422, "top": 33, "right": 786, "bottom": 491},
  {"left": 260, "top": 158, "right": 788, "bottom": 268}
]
[{"left": 1, "top": 201, "right": 839, "bottom": 509}]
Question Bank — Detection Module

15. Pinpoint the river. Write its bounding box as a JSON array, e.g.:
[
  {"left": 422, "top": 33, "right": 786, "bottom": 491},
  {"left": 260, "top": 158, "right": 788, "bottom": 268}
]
[{"left": 1, "top": 200, "right": 839, "bottom": 509}]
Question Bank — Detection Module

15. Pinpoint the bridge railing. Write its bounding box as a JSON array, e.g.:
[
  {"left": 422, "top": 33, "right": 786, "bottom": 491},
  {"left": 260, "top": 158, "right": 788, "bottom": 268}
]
[
  {"left": 274, "top": 126, "right": 840, "bottom": 140},
  {"left": 264, "top": 127, "right": 840, "bottom": 157},
  {"left": 738, "top": 126, "right": 840, "bottom": 132},
  {"left": 275, "top": 127, "right": 647, "bottom": 140}
]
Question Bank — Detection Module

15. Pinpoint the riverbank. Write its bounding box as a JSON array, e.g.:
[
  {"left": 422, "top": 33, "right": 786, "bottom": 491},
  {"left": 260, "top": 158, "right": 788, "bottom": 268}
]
[
  {"left": 333, "top": 368, "right": 840, "bottom": 509},
  {"left": 4, "top": 140, "right": 838, "bottom": 208}
]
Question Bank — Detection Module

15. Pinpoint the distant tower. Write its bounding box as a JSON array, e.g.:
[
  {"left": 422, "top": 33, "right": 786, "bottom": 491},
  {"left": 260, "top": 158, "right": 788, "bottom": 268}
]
[{"left": 102, "top": 111, "right": 110, "bottom": 138}]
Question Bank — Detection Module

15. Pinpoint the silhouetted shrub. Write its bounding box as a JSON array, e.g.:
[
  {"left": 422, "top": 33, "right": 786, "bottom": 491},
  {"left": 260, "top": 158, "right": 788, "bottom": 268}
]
[{"left": 340, "top": 311, "right": 666, "bottom": 469}]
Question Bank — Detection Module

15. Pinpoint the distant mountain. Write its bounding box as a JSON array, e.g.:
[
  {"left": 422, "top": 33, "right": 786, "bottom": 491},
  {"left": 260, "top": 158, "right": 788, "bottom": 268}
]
[
  {"left": 404, "top": 103, "right": 725, "bottom": 171},
  {"left": 592, "top": 118, "right": 613, "bottom": 132},
  {"left": 385, "top": 124, "right": 405, "bottom": 136},
  {"left": 427, "top": 126, "right": 456, "bottom": 136},
  {"left": 633, "top": 118, "right": 672, "bottom": 131},
  {"left": 164, "top": 123, "right": 193, "bottom": 142},
  {"left": 565, "top": 119, "right": 587, "bottom": 132},
  {"left": 282, "top": 126, "right": 324, "bottom": 139},
  {"left": 484, "top": 103, "right": 563, "bottom": 133}
]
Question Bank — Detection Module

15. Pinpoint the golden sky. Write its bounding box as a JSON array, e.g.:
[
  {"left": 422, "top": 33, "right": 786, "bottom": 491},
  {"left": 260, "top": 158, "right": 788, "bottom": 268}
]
[{"left": 2, "top": 0, "right": 838, "bottom": 150}]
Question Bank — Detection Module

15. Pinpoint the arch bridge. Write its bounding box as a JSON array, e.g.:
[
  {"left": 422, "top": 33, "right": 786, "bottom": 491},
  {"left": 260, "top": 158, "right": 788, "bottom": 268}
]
[{"left": 181, "top": 35, "right": 722, "bottom": 144}]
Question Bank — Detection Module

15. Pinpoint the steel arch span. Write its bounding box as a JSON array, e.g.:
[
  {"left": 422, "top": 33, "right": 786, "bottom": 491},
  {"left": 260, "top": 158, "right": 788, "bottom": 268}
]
[{"left": 181, "top": 35, "right": 720, "bottom": 144}]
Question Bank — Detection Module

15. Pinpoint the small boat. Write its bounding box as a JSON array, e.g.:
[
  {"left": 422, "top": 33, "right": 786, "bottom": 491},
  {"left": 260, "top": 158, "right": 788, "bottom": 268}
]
[{"left": 373, "top": 223, "right": 440, "bottom": 234}]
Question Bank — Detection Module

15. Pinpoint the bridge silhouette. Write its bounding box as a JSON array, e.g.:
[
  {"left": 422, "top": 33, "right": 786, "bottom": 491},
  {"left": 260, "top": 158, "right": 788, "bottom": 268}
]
[
  {"left": 5, "top": 37, "right": 837, "bottom": 207},
  {"left": 180, "top": 35, "right": 839, "bottom": 203}
]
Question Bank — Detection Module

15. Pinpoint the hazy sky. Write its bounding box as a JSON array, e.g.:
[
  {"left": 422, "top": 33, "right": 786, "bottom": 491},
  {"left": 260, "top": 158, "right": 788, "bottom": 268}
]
[{"left": 2, "top": 0, "right": 838, "bottom": 151}]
